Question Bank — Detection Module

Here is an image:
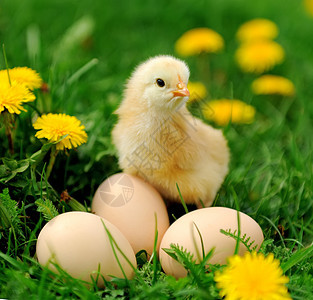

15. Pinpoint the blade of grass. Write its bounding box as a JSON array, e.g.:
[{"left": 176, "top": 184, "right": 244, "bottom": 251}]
[
  {"left": 281, "top": 243, "right": 313, "bottom": 273},
  {"left": 100, "top": 220, "right": 144, "bottom": 285},
  {"left": 2, "top": 44, "right": 11, "bottom": 85},
  {"left": 191, "top": 222, "right": 205, "bottom": 261},
  {"left": 102, "top": 222, "right": 129, "bottom": 284},
  {"left": 261, "top": 215, "right": 286, "bottom": 248},
  {"left": 201, "top": 247, "right": 215, "bottom": 268},
  {"left": 152, "top": 213, "right": 159, "bottom": 285},
  {"left": 67, "top": 58, "right": 99, "bottom": 85},
  {"left": 176, "top": 183, "right": 188, "bottom": 214},
  {"left": 231, "top": 187, "right": 241, "bottom": 255},
  {"left": 26, "top": 23, "right": 40, "bottom": 64}
]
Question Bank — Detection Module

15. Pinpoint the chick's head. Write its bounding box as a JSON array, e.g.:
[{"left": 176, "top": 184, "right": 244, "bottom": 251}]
[{"left": 126, "top": 55, "right": 190, "bottom": 111}]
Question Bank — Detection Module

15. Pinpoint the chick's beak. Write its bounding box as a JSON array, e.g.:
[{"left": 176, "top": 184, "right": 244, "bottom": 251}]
[{"left": 172, "top": 78, "right": 190, "bottom": 98}]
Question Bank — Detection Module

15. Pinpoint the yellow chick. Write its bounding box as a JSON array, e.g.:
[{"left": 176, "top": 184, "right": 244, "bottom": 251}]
[{"left": 112, "top": 55, "right": 229, "bottom": 207}]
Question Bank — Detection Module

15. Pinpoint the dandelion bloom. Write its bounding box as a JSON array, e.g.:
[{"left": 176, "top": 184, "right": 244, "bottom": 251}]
[
  {"left": 202, "top": 99, "right": 255, "bottom": 125},
  {"left": 252, "top": 75, "right": 295, "bottom": 96},
  {"left": 215, "top": 252, "right": 291, "bottom": 300},
  {"left": 0, "top": 67, "right": 42, "bottom": 90},
  {"left": 304, "top": 0, "right": 313, "bottom": 16},
  {"left": 175, "top": 28, "right": 224, "bottom": 57},
  {"left": 187, "top": 81, "right": 207, "bottom": 102},
  {"left": 33, "top": 113, "right": 88, "bottom": 150},
  {"left": 235, "top": 40, "right": 285, "bottom": 73},
  {"left": 0, "top": 81, "right": 36, "bottom": 114},
  {"left": 236, "top": 18, "right": 279, "bottom": 42}
]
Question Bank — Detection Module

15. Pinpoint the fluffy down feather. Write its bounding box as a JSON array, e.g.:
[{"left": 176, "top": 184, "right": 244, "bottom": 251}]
[{"left": 112, "top": 55, "right": 229, "bottom": 207}]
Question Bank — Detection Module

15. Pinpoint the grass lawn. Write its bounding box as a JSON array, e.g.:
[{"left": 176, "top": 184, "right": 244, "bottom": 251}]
[{"left": 1, "top": 0, "right": 313, "bottom": 298}]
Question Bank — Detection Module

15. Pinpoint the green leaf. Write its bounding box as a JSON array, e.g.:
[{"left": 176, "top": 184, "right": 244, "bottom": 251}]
[
  {"left": 8, "top": 176, "right": 29, "bottom": 188},
  {"left": 2, "top": 158, "right": 18, "bottom": 171},
  {"left": 35, "top": 198, "right": 59, "bottom": 221},
  {"left": 16, "top": 160, "right": 30, "bottom": 173},
  {"left": 30, "top": 142, "right": 53, "bottom": 164},
  {"left": 162, "top": 247, "right": 180, "bottom": 262},
  {"left": 0, "top": 198, "right": 12, "bottom": 228},
  {"left": 0, "top": 172, "right": 17, "bottom": 183},
  {"left": 162, "top": 243, "right": 196, "bottom": 268},
  {"left": 220, "top": 229, "right": 259, "bottom": 252},
  {"left": 0, "top": 188, "right": 22, "bottom": 233},
  {"left": 136, "top": 250, "right": 148, "bottom": 266},
  {"left": 0, "top": 158, "right": 30, "bottom": 183},
  {"left": 0, "top": 165, "right": 9, "bottom": 178}
]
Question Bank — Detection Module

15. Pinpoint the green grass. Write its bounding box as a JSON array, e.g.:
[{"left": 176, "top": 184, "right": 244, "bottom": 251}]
[{"left": 1, "top": 0, "right": 313, "bottom": 298}]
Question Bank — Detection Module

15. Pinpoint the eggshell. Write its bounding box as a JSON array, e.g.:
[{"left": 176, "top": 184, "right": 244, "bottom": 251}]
[
  {"left": 36, "top": 211, "right": 136, "bottom": 287},
  {"left": 159, "top": 207, "right": 264, "bottom": 278},
  {"left": 92, "top": 173, "right": 170, "bottom": 255}
]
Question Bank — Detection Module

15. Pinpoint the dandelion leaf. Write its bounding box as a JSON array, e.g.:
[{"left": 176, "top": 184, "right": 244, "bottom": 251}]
[
  {"left": 35, "top": 198, "right": 58, "bottom": 221},
  {"left": 0, "top": 188, "right": 22, "bottom": 232},
  {"left": 220, "top": 229, "right": 258, "bottom": 252}
]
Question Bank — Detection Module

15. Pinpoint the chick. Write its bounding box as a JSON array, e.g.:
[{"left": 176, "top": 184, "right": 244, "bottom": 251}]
[{"left": 112, "top": 55, "right": 229, "bottom": 207}]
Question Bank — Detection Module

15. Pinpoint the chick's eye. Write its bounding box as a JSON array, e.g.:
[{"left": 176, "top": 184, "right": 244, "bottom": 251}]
[{"left": 156, "top": 78, "right": 165, "bottom": 87}]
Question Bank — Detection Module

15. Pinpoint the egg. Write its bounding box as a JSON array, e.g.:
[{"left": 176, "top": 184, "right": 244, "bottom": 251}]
[
  {"left": 92, "top": 173, "right": 170, "bottom": 255},
  {"left": 159, "top": 207, "right": 264, "bottom": 278},
  {"left": 36, "top": 211, "right": 136, "bottom": 287}
]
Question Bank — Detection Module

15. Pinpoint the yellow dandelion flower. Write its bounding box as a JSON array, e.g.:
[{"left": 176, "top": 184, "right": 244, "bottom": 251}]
[
  {"left": 304, "top": 0, "right": 313, "bottom": 16},
  {"left": 175, "top": 28, "right": 224, "bottom": 57},
  {"left": 33, "top": 113, "right": 88, "bottom": 150},
  {"left": 235, "top": 40, "right": 285, "bottom": 73},
  {"left": 202, "top": 99, "right": 255, "bottom": 126},
  {"left": 187, "top": 81, "right": 207, "bottom": 102},
  {"left": 252, "top": 75, "right": 295, "bottom": 96},
  {"left": 0, "top": 81, "right": 36, "bottom": 114},
  {"left": 215, "top": 252, "right": 291, "bottom": 300},
  {"left": 0, "top": 67, "right": 42, "bottom": 90},
  {"left": 236, "top": 18, "right": 279, "bottom": 42}
]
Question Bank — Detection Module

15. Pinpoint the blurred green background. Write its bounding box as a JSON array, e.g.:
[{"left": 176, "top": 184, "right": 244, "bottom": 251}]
[{"left": 2, "top": 0, "right": 313, "bottom": 98}]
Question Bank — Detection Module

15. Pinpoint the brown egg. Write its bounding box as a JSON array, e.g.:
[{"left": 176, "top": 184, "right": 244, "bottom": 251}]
[
  {"left": 92, "top": 173, "right": 170, "bottom": 255},
  {"left": 36, "top": 211, "right": 136, "bottom": 287},
  {"left": 159, "top": 207, "right": 264, "bottom": 278}
]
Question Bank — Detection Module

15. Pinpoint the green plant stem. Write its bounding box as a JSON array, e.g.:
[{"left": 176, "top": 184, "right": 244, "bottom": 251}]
[
  {"left": 2, "top": 111, "right": 15, "bottom": 155},
  {"left": 5, "top": 124, "right": 14, "bottom": 155},
  {"left": 46, "top": 146, "right": 58, "bottom": 180}
]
